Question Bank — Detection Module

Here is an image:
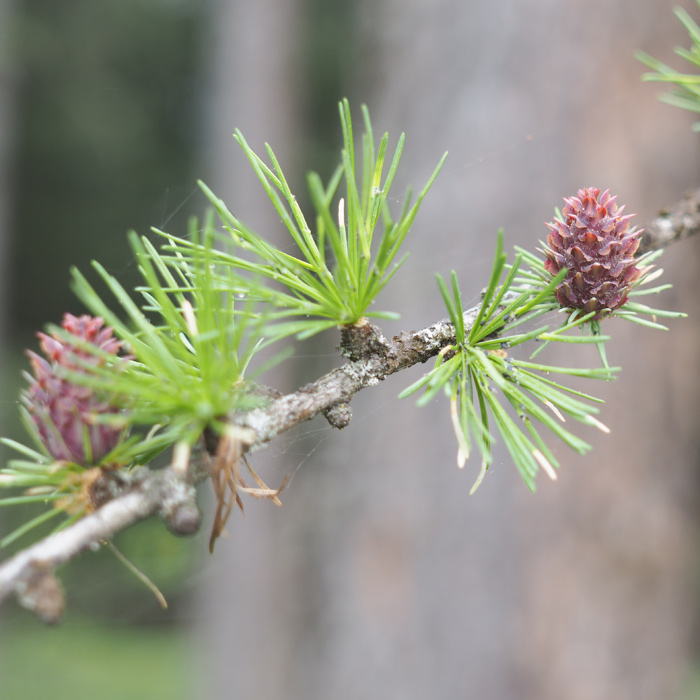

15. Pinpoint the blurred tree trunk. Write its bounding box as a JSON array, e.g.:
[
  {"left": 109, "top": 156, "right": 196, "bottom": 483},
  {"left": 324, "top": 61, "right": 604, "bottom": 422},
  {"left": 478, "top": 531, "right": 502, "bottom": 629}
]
[
  {"left": 194, "top": 1, "right": 306, "bottom": 698},
  {"left": 197, "top": 2, "right": 700, "bottom": 699},
  {"left": 349, "top": 3, "right": 700, "bottom": 699}
]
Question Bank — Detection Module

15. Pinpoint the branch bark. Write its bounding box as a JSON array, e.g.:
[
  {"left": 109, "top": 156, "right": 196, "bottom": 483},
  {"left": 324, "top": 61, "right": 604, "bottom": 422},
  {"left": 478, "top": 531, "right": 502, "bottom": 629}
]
[
  {"left": 236, "top": 310, "right": 484, "bottom": 447},
  {"left": 0, "top": 465, "right": 203, "bottom": 621},
  {"left": 637, "top": 187, "right": 700, "bottom": 256},
  {"left": 0, "top": 191, "right": 695, "bottom": 620}
]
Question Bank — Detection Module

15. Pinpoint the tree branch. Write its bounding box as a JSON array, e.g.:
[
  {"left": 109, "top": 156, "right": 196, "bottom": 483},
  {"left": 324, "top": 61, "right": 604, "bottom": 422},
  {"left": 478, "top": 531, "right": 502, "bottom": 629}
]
[
  {"left": 637, "top": 186, "right": 700, "bottom": 255},
  {"left": 0, "top": 464, "right": 204, "bottom": 621},
  {"left": 236, "top": 309, "right": 485, "bottom": 447},
  {"left": 0, "top": 189, "right": 697, "bottom": 621}
]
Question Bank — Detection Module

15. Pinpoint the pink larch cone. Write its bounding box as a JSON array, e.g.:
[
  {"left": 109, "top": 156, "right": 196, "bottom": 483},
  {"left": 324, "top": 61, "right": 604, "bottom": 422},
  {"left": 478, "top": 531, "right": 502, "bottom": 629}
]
[
  {"left": 543, "top": 187, "right": 643, "bottom": 319},
  {"left": 23, "top": 314, "right": 127, "bottom": 465}
]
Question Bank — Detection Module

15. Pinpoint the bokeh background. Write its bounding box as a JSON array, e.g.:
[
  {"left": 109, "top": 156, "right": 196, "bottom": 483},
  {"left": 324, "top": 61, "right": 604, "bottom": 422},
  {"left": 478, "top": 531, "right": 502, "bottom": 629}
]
[{"left": 1, "top": 1, "right": 700, "bottom": 699}]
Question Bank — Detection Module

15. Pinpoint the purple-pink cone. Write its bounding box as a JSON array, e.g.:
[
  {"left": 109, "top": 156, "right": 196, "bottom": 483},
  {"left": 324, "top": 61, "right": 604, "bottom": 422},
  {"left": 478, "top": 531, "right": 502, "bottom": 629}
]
[
  {"left": 543, "top": 187, "right": 643, "bottom": 319},
  {"left": 23, "top": 314, "right": 126, "bottom": 465}
]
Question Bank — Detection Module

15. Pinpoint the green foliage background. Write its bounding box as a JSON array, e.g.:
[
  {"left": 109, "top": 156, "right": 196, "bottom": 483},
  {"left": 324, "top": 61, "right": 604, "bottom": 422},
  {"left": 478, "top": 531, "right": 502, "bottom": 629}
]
[
  {"left": 0, "top": 615, "right": 192, "bottom": 700},
  {"left": 10, "top": 0, "right": 205, "bottom": 335},
  {"left": 1, "top": 1, "right": 208, "bottom": 696}
]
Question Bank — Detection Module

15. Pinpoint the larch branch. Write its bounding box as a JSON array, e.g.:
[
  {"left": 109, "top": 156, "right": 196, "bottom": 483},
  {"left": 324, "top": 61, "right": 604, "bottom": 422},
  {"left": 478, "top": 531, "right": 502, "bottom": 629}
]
[
  {"left": 637, "top": 186, "right": 700, "bottom": 255},
  {"left": 0, "top": 189, "right": 696, "bottom": 621}
]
